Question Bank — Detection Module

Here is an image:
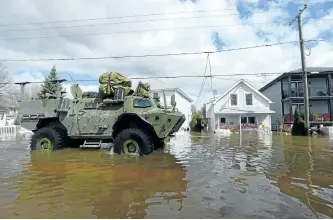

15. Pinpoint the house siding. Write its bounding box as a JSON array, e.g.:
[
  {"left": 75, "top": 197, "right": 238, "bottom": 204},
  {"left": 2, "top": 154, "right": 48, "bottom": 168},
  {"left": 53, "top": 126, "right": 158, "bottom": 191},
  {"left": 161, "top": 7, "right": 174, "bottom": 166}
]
[
  {"left": 210, "top": 80, "right": 274, "bottom": 131},
  {"left": 215, "top": 82, "right": 271, "bottom": 113},
  {"left": 260, "top": 81, "right": 283, "bottom": 125},
  {"left": 152, "top": 89, "right": 192, "bottom": 130}
]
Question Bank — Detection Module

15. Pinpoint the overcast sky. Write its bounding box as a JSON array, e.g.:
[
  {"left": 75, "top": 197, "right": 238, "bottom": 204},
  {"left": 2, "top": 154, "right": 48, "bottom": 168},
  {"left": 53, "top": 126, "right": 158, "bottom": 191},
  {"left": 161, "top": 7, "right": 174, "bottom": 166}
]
[{"left": 0, "top": 0, "right": 332, "bottom": 108}]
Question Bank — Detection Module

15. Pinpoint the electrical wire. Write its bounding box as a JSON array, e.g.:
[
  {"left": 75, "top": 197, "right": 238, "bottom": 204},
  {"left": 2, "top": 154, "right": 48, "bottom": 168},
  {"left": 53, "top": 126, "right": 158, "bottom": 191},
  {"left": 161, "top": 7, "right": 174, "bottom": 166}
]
[
  {"left": 0, "top": 21, "right": 290, "bottom": 41},
  {"left": 0, "top": 10, "right": 283, "bottom": 33},
  {"left": 304, "top": 42, "right": 312, "bottom": 56},
  {"left": 0, "top": 5, "right": 299, "bottom": 28},
  {"left": 196, "top": 53, "right": 210, "bottom": 106},
  {"left": 0, "top": 9, "right": 245, "bottom": 27},
  {"left": 0, "top": 1, "right": 325, "bottom": 28},
  {"left": 0, "top": 40, "right": 301, "bottom": 62},
  {"left": 3, "top": 72, "right": 289, "bottom": 85},
  {"left": 2, "top": 14, "right": 333, "bottom": 34}
]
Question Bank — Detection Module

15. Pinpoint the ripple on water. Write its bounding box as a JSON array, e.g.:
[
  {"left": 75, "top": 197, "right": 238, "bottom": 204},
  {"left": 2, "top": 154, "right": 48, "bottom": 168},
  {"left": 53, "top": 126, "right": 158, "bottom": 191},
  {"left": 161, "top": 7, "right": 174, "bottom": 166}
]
[{"left": 1, "top": 133, "right": 333, "bottom": 218}]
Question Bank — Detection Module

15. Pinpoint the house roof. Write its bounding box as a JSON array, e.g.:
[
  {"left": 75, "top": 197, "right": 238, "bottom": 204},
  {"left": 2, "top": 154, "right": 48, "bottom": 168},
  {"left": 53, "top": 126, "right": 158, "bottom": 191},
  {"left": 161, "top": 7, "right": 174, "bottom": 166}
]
[
  {"left": 132, "top": 78, "right": 193, "bottom": 102},
  {"left": 259, "top": 67, "right": 333, "bottom": 92},
  {"left": 151, "top": 88, "right": 193, "bottom": 102},
  {"left": 213, "top": 79, "right": 273, "bottom": 104}
]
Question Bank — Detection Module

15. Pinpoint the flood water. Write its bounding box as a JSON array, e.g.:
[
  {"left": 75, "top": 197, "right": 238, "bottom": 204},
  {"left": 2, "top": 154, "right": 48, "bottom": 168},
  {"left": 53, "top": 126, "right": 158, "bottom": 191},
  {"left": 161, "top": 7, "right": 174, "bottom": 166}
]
[{"left": 0, "top": 132, "right": 333, "bottom": 218}]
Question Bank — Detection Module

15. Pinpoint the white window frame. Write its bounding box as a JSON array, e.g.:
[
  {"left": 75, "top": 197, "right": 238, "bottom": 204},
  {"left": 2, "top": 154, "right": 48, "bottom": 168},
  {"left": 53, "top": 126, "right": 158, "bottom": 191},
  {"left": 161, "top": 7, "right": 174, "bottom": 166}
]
[
  {"left": 229, "top": 93, "right": 238, "bottom": 107},
  {"left": 244, "top": 92, "right": 253, "bottom": 106}
]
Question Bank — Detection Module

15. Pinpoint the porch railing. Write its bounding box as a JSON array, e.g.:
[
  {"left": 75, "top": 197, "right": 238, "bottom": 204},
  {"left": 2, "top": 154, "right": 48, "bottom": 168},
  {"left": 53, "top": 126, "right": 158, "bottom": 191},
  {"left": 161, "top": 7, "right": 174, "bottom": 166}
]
[
  {"left": 283, "top": 113, "right": 331, "bottom": 123},
  {"left": 282, "top": 86, "right": 330, "bottom": 99},
  {"left": 217, "top": 123, "right": 259, "bottom": 130}
]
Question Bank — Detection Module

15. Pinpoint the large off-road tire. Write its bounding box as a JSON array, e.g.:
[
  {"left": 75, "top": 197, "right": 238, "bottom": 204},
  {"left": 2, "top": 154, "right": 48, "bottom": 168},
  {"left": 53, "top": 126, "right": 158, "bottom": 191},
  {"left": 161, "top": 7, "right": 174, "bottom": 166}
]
[
  {"left": 154, "top": 139, "right": 165, "bottom": 150},
  {"left": 113, "top": 128, "right": 154, "bottom": 156},
  {"left": 30, "top": 124, "right": 68, "bottom": 151}
]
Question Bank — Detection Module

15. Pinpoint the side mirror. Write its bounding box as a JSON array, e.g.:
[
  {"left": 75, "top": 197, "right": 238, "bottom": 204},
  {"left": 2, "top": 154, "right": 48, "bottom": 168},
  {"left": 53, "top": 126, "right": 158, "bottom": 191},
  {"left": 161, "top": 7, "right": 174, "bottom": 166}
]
[{"left": 171, "top": 94, "right": 176, "bottom": 107}]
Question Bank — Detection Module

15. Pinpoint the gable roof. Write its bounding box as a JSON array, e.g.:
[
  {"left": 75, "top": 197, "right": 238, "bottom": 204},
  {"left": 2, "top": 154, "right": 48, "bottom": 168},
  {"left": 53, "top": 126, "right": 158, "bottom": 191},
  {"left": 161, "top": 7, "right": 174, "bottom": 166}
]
[
  {"left": 132, "top": 78, "right": 193, "bottom": 102},
  {"left": 213, "top": 79, "right": 273, "bottom": 104},
  {"left": 151, "top": 88, "right": 193, "bottom": 102}
]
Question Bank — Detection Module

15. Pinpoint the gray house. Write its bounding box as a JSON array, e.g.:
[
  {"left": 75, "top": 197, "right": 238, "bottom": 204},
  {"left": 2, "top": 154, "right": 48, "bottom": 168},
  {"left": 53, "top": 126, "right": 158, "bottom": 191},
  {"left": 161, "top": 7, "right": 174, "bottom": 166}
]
[{"left": 259, "top": 67, "right": 333, "bottom": 129}]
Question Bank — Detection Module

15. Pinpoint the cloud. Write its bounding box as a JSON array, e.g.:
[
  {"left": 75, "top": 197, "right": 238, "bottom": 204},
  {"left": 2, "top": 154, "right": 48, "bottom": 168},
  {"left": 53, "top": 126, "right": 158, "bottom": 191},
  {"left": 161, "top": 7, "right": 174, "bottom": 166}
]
[{"left": 0, "top": 0, "right": 333, "bottom": 108}]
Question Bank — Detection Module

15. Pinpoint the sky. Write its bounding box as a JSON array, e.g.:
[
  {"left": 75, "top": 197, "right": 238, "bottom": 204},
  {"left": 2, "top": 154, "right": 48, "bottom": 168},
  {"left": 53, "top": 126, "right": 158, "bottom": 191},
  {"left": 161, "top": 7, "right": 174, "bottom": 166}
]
[{"left": 0, "top": 0, "right": 333, "bottom": 108}]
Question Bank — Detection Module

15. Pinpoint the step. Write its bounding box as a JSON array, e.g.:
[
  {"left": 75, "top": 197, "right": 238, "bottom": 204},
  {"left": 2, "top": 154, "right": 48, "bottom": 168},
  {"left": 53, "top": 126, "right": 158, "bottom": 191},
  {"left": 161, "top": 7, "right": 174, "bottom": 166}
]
[{"left": 79, "top": 140, "right": 102, "bottom": 148}]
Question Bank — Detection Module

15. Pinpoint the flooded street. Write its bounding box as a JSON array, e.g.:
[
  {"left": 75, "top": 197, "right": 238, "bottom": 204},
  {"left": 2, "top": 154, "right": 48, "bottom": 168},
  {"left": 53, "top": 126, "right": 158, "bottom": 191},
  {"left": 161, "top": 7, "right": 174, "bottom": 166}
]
[{"left": 0, "top": 132, "right": 333, "bottom": 218}]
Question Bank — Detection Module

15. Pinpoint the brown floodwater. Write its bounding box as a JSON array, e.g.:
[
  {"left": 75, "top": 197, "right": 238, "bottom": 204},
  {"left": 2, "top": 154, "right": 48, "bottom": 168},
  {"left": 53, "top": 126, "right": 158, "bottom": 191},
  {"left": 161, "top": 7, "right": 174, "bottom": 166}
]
[{"left": 0, "top": 132, "right": 333, "bottom": 218}]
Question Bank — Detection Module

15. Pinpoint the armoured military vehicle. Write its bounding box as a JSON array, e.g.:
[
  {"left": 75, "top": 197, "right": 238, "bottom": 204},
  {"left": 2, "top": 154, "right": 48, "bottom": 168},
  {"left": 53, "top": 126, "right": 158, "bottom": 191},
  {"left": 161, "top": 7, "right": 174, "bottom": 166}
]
[{"left": 17, "top": 72, "right": 185, "bottom": 156}]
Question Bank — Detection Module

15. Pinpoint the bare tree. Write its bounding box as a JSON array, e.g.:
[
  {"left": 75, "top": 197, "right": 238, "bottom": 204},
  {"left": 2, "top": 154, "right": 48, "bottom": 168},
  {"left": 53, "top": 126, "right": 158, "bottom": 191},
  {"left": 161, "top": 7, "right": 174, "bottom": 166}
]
[
  {"left": 0, "top": 64, "right": 11, "bottom": 99},
  {"left": 3, "top": 84, "right": 41, "bottom": 107},
  {"left": 23, "top": 84, "right": 41, "bottom": 100}
]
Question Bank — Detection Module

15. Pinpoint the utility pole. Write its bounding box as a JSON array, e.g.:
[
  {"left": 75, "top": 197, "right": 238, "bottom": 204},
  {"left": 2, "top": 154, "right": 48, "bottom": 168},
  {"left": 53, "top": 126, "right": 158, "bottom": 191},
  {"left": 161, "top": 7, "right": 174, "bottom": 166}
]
[
  {"left": 14, "top": 82, "right": 30, "bottom": 102},
  {"left": 289, "top": 4, "right": 310, "bottom": 136}
]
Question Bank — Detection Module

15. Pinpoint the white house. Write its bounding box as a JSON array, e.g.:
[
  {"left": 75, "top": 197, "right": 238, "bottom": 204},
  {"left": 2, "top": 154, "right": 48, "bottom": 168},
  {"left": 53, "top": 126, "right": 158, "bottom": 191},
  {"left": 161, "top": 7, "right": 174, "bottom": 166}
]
[
  {"left": 131, "top": 78, "right": 193, "bottom": 131},
  {"left": 206, "top": 79, "right": 275, "bottom": 132},
  {"left": 151, "top": 88, "right": 193, "bottom": 131}
]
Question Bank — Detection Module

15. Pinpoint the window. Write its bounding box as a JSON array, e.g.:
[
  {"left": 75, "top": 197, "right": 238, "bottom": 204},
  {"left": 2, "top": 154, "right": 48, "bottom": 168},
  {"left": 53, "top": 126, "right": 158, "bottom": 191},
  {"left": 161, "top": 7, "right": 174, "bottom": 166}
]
[
  {"left": 240, "top": 117, "right": 255, "bottom": 124},
  {"left": 248, "top": 117, "right": 256, "bottom": 124},
  {"left": 153, "top": 92, "right": 159, "bottom": 99},
  {"left": 134, "top": 99, "right": 151, "bottom": 108},
  {"left": 291, "top": 82, "right": 297, "bottom": 96},
  {"left": 245, "top": 93, "right": 253, "bottom": 106},
  {"left": 292, "top": 104, "right": 304, "bottom": 114},
  {"left": 220, "top": 117, "right": 226, "bottom": 123},
  {"left": 230, "top": 94, "right": 237, "bottom": 106}
]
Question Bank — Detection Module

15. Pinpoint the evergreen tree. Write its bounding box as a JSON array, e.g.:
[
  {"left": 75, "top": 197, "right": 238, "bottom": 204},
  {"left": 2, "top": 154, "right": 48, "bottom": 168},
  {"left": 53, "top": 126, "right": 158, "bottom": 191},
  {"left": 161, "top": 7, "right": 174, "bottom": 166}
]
[
  {"left": 38, "top": 65, "right": 64, "bottom": 99},
  {"left": 291, "top": 106, "right": 306, "bottom": 136}
]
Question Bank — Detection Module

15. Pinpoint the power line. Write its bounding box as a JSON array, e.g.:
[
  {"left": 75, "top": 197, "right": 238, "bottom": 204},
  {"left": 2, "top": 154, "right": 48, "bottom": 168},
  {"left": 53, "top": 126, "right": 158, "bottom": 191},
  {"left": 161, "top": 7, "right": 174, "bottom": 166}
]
[
  {"left": 0, "top": 21, "right": 290, "bottom": 41},
  {"left": 4, "top": 72, "right": 286, "bottom": 85},
  {"left": 0, "top": 11, "right": 283, "bottom": 33},
  {"left": 2, "top": 12, "right": 332, "bottom": 33},
  {"left": 0, "top": 6, "right": 293, "bottom": 27},
  {"left": 196, "top": 53, "right": 210, "bottom": 105},
  {"left": 0, "top": 9, "right": 240, "bottom": 27},
  {"left": 0, "top": 40, "right": 301, "bottom": 62},
  {"left": 0, "top": 1, "right": 326, "bottom": 28}
]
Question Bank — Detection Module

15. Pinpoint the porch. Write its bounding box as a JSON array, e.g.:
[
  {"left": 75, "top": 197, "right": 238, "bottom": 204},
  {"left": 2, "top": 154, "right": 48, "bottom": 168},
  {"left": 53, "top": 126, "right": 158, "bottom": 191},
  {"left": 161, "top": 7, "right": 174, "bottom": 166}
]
[
  {"left": 215, "top": 113, "right": 272, "bottom": 132},
  {"left": 283, "top": 100, "right": 333, "bottom": 125}
]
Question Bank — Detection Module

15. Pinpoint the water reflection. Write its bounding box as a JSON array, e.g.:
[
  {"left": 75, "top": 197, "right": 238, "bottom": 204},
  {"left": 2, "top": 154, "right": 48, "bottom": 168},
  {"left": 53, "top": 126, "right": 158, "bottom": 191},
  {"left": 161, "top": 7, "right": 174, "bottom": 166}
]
[
  {"left": 1, "top": 132, "right": 333, "bottom": 218},
  {"left": 266, "top": 135, "right": 333, "bottom": 218},
  {"left": 4, "top": 150, "right": 187, "bottom": 218}
]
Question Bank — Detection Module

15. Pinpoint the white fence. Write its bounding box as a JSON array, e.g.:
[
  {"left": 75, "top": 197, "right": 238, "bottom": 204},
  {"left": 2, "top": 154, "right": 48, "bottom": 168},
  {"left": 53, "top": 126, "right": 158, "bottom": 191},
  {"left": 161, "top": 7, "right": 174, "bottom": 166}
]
[
  {"left": 0, "top": 125, "right": 18, "bottom": 140},
  {"left": 0, "top": 124, "right": 33, "bottom": 141}
]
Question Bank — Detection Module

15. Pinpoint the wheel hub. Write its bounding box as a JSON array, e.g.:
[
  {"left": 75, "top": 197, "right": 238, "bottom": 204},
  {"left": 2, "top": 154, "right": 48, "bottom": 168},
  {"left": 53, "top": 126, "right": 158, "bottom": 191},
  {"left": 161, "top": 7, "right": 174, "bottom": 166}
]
[
  {"left": 123, "top": 140, "right": 140, "bottom": 155},
  {"left": 37, "top": 138, "right": 53, "bottom": 151}
]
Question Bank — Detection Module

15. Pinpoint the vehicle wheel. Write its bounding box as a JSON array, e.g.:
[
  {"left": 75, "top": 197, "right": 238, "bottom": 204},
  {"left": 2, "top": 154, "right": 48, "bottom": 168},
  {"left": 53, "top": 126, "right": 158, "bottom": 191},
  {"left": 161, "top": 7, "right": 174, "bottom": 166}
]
[
  {"left": 30, "top": 125, "right": 68, "bottom": 151},
  {"left": 154, "top": 139, "right": 165, "bottom": 149},
  {"left": 113, "top": 128, "right": 154, "bottom": 156}
]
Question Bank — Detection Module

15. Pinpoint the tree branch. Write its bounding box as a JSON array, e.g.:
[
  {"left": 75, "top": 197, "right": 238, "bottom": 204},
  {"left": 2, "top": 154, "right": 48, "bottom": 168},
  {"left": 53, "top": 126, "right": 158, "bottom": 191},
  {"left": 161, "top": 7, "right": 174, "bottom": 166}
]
[{"left": 0, "top": 63, "right": 12, "bottom": 98}]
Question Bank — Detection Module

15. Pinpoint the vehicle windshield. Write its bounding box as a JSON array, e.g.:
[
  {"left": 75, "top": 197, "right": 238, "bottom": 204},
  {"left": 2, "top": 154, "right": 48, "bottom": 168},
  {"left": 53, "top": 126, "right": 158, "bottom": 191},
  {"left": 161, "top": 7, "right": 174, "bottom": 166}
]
[{"left": 133, "top": 98, "right": 151, "bottom": 108}]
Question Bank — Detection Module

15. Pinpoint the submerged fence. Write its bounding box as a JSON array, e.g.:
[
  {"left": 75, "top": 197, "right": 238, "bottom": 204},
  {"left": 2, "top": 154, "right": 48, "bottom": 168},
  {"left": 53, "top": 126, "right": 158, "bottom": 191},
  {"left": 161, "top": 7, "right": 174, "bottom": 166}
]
[{"left": 0, "top": 125, "right": 18, "bottom": 140}]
